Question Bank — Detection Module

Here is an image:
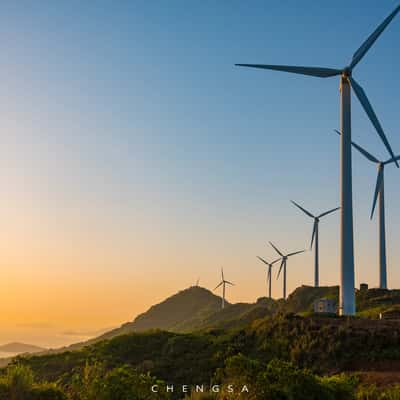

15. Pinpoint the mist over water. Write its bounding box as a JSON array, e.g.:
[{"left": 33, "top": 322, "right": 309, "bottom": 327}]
[{"left": 0, "top": 351, "right": 19, "bottom": 359}]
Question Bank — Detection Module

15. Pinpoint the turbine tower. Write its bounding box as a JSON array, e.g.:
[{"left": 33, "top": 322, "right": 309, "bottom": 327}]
[
  {"left": 291, "top": 200, "right": 339, "bottom": 287},
  {"left": 236, "top": 5, "right": 400, "bottom": 315},
  {"left": 269, "top": 242, "right": 306, "bottom": 300},
  {"left": 214, "top": 268, "right": 234, "bottom": 309},
  {"left": 257, "top": 256, "right": 280, "bottom": 298},
  {"left": 335, "top": 130, "right": 400, "bottom": 289}
]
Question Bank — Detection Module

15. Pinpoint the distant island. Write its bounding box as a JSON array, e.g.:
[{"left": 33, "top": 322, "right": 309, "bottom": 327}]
[{"left": 0, "top": 342, "right": 46, "bottom": 354}]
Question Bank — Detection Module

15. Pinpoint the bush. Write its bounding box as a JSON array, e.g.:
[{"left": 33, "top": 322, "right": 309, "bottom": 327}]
[
  {"left": 70, "top": 362, "right": 170, "bottom": 400},
  {"left": 30, "top": 384, "right": 67, "bottom": 400},
  {"left": 254, "top": 359, "right": 334, "bottom": 400},
  {"left": 319, "top": 374, "right": 357, "bottom": 400},
  {"left": 0, "top": 364, "right": 67, "bottom": 400},
  {"left": 356, "top": 384, "right": 400, "bottom": 400}
]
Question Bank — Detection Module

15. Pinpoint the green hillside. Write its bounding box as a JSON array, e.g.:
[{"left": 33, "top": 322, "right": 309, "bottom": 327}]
[
  {"left": 100, "top": 286, "right": 224, "bottom": 335},
  {"left": 283, "top": 285, "right": 400, "bottom": 318},
  {"left": 4, "top": 286, "right": 400, "bottom": 398},
  {"left": 357, "top": 288, "right": 400, "bottom": 318},
  {"left": 53, "top": 287, "right": 278, "bottom": 354},
  {"left": 8, "top": 314, "right": 400, "bottom": 399},
  {"left": 29, "top": 285, "right": 400, "bottom": 359},
  {"left": 283, "top": 285, "right": 339, "bottom": 314},
  {"left": 54, "top": 286, "right": 223, "bottom": 352}
]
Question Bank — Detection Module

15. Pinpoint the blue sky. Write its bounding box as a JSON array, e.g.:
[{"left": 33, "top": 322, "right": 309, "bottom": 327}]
[{"left": 0, "top": 1, "right": 399, "bottom": 345}]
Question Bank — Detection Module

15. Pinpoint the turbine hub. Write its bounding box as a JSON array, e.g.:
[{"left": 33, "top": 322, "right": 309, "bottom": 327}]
[{"left": 341, "top": 66, "right": 353, "bottom": 78}]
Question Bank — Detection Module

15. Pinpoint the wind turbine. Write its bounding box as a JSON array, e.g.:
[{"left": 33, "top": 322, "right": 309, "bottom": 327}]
[
  {"left": 214, "top": 268, "right": 234, "bottom": 309},
  {"left": 335, "top": 130, "right": 400, "bottom": 289},
  {"left": 195, "top": 278, "right": 200, "bottom": 287},
  {"left": 291, "top": 201, "right": 339, "bottom": 287},
  {"left": 257, "top": 256, "right": 280, "bottom": 298},
  {"left": 269, "top": 242, "right": 306, "bottom": 300},
  {"left": 236, "top": 5, "right": 400, "bottom": 315}
]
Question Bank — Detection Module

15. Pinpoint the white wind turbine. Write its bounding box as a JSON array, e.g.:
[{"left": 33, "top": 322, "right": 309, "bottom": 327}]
[
  {"left": 236, "top": 5, "right": 400, "bottom": 315},
  {"left": 214, "top": 268, "right": 234, "bottom": 309},
  {"left": 257, "top": 256, "right": 281, "bottom": 298},
  {"left": 335, "top": 130, "right": 400, "bottom": 289},
  {"left": 269, "top": 242, "right": 306, "bottom": 300},
  {"left": 291, "top": 201, "right": 339, "bottom": 287}
]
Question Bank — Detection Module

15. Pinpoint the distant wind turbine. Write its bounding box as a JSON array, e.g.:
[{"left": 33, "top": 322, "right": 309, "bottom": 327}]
[
  {"left": 195, "top": 278, "right": 200, "bottom": 287},
  {"left": 335, "top": 129, "right": 400, "bottom": 289},
  {"left": 236, "top": 5, "right": 400, "bottom": 315},
  {"left": 257, "top": 256, "right": 280, "bottom": 298},
  {"left": 214, "top": 268, "right": 234, "bottom": 309},
  {"left": 269, "top": 242, "right": 306, "bottom": 300},
  {"left": 291, "top": 200, "right": 339, "bottom": 287}
]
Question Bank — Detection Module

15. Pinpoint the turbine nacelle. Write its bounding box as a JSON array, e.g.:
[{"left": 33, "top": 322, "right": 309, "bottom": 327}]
[
  {"left": 342, "top": 68, "right": 352, "bottom": 78},
  {"left": 334, "top": 130, "right": 400, "bottom": 220}
]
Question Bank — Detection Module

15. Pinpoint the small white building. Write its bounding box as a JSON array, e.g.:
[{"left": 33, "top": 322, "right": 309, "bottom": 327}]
[{"left": 313, "top": 298, "right": 337, "bottom": 314}]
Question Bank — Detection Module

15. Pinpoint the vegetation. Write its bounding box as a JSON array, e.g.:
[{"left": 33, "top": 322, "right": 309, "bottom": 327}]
[
  {"left": 6, "top": 313, "right": 400, "bottom": 399},
  {"left": 0, "top": 364, "right": 66, "bottom": 399},
  {"left": 44, "top": 285, "right": 400, "bottom": 357},
  {"left": 4, "top": 286, "right": 400, "bottom": 398},
  {"left": 3, "top": 358, "right": 400, "bottom": 399}
]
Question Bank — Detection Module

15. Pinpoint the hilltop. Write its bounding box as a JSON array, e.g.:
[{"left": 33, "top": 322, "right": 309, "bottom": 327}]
[
  {"left": 284, "top": 284, "right": 400, "bottom": 317},
  {"left": 117, "top": 286, "right": 225, "bottom": 333},
  {"left": 284, "top": 285, "right": 339, "bottom": 314},
  {"left": 4, "top": 284, "right": 400, "bottom": 363},
  {"left": 61, "top": 286, "right": 277, "bottom": 352}
]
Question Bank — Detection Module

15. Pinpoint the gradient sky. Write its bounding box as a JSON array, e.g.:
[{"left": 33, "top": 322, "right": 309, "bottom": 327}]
[{"left": 1, "top": 0, "right": 399, "bottom": 348}]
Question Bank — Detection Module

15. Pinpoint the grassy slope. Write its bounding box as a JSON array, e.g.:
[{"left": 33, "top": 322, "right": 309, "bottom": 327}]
[
  {"left": 46, "top": 287, "right": 278, "bottom": 354},
  {"left": 14, "top": 314, "right": 400, "bottom": 388},
  {"left": 4, "top": 285, "right": 400, "bottom": 373}
]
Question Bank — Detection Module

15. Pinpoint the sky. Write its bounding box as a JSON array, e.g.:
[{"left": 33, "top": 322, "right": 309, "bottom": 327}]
[{"left": 0, "top": 0, "right": 399, "bottom": 348}]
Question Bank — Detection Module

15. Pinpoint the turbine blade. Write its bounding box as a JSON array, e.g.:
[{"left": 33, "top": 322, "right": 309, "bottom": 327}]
[
  {"left": 221, "top": 268, "right": 224, "bottom": 281},
  {"left": 271, "top": 257, "right": 282, "bottom": 265},
  {"left": 310, "top": 221, "right": 317, "bottom": 249},
  {"left": 225, "top": 280, "right": 235, "bottom": 286},
  {"left": 350, "top": 5, "right": 400, "bottom": 69},
  {"left": 277, "top": 259, "right": 284, "bottom": 279},
  {"left": 290, "top": 200, "right": 315, "bottom": 218},
  {"left": 383, "top": 155, "right": 400, "bottom": 165},
  {"left": 334, "top": 129, "right": 380, "bottom": 163},
  {"left": 370, "top": 168, "right": 384, "bottom": 220},
  {"left": 349, "top": 77, "right": 398, "bottom": 167},
  {"left": 267, "top": 267, "right": 271, "bottom": 283},
  {"left": 287, "top": 249, "right": 306, "bottom": 257},
  {"left": 269, "top": 241, "right": 284, "bottom": 257},
  {"left": 214, "top": 281, "right": 223, "bottom": 291},
  {"left": 318, "top": 207, "right": 340, "bottom": 218},
  {"left": 257, "top": 256, "right": 270, "bottom": 266},
  {"left": 351, "top": 142, "right": 381, "bottom": 163},
  {"left": 235, "top": 64, "right": 341, "bottom": 78}
]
